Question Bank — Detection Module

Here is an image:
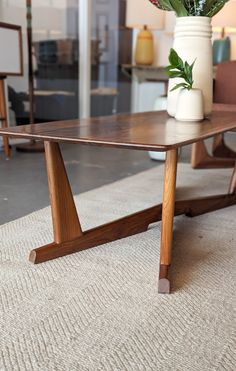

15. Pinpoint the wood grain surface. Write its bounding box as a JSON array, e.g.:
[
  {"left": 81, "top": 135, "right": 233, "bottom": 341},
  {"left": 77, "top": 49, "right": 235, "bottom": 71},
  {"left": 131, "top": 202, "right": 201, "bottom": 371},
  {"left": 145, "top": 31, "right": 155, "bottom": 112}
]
[
  {"left": 44, "top": 141, "right": 82, "bottom": 243},
  {"left": 0, "top": 110, "right": 236, "bottom": 151}
]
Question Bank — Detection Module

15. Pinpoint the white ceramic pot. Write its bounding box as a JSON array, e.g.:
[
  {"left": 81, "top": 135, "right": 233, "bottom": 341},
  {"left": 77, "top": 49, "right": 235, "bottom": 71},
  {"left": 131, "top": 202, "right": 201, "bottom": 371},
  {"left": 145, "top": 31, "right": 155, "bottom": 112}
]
[
  {"left": 149, "top": 95, "right": 167, "bottom": 161},
  {"left": 167, "top": 16, "right": 213, "bottom": 118},
  {"left": 175, "top": 88, "right": 204, "bottom": 122}
]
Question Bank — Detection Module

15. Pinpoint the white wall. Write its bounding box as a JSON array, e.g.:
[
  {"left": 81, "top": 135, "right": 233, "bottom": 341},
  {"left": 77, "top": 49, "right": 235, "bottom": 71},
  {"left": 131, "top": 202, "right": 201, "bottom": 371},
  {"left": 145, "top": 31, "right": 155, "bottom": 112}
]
[{"left": 134, "top": 11, "right": 236, "bottom": 68}]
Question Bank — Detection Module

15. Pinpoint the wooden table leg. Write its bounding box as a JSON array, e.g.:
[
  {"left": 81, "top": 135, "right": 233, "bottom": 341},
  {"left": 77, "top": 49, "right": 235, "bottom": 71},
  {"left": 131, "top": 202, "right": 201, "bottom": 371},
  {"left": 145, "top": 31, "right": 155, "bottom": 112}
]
[
  {"left": 229, "top": 163, "right": 236, "bottom": 195},
  {"left": 158, "top": 149, "right": 178, "bottom": 294},
  {"left": 29, "top": 141, "right": 83, "bottom": 262},
  {"left": 29, "top": 141, "right": 164, "bottom": 264},
  {"left": 29, "top": 141, "right": 235, "bottom": 296},
  {"left": 191, "top": 141, "right": 235, "bottom": 169},
  {"left": 44, "top": 141, "right": 83, "bottom": 243},
  {"left": 0, "top": 79, "right": 10, "bottom": 159}
]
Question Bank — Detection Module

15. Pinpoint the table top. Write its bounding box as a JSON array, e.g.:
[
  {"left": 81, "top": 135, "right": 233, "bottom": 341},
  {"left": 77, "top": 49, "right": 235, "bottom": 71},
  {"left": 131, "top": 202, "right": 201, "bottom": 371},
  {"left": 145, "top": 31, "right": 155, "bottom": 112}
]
[{"left": 1, "top": 110, "right": 236, "bottom": 151}]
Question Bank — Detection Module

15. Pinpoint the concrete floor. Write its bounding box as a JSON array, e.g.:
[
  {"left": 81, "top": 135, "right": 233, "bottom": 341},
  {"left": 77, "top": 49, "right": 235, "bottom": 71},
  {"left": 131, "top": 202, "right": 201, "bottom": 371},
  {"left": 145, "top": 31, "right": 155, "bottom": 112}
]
[
  {"left": 0, "top": 143, "right": 160, "bottom": 225},
  {"left": 0, "top": 134, "right": 235, "bottom": 225}
]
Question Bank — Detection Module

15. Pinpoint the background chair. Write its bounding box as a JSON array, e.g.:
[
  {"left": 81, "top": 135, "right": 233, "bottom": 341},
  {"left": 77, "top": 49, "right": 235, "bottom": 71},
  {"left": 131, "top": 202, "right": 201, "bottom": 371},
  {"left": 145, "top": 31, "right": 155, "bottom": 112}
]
[
  {"left": 191, "top": 61, "right": 236, "bottom": 169},
  {"left": 212, "top": 61, "right": 236, "bottom": 158}
]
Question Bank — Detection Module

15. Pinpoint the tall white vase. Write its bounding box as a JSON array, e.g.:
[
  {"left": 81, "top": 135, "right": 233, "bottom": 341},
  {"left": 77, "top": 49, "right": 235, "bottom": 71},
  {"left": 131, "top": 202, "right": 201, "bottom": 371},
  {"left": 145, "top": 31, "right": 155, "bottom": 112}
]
[{"left": 167, "top": 16, "right": 213, "bottom": 117}]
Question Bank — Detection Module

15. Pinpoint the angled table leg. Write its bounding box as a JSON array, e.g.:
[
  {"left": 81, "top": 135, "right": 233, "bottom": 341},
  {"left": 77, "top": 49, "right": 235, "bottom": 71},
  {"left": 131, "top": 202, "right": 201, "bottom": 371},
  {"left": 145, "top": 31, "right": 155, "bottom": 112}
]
[
  {"left": 158, "top": 149, "right": 178, "bottom": 294},
  {"left": 43, "top": 141, "right": 82, "bottom": 243},
  {"left": 29, "top": 141, "right": 83, "bottom": 262},
  {"left": 191, "top": 141, "right": 235, "bottom": 169},
  {"left": 29, "top": 141, "right": 236, "bottom": 295},
  {"left": 29, "top": 141, "right": 164, "bottom": 264}
]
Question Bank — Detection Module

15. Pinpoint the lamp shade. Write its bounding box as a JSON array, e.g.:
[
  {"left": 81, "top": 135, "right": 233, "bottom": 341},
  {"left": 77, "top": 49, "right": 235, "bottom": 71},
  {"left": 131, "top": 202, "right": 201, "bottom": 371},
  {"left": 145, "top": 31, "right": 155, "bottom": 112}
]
[
  {"left": 126, "top": 0, "right": 165, "bottom": 30},
  {"left": 212, "top": 0, "right": 236, "bottom": 28}
]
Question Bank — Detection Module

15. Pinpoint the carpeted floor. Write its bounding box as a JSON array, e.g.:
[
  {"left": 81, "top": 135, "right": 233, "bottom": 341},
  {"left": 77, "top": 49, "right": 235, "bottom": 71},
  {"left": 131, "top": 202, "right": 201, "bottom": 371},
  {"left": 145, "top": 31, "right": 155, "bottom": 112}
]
[{"left": 0, "top": 163, "right": 235, "bottom": 371}]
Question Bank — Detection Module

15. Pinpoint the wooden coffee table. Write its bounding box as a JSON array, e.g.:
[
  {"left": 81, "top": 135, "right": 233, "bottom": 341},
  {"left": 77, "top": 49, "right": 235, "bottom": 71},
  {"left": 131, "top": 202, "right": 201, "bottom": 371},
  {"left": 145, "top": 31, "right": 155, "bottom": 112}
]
[{"left": 1, "top": 110, "right": 236, "bottom": 294}]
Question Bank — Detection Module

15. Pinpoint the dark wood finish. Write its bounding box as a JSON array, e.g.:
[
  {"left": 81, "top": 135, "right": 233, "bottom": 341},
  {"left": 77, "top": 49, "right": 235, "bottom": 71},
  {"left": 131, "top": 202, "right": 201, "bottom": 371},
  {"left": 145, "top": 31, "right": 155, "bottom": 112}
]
[
  {"left": 16, "top": 141, "right": 44, "bottom": 153},
  {"left": 29, "top": 143, "right": 162, "bottom": 264},
  {"left": 0, "top": 22, "right": 23, "bottom": 76},
  {"left": 191, "top": 141, "right": 235, "bottom": 169},
  {"left": 0, "top": 78, "right": 10, "bottom": 158},
  {"left": 211, "top": 63, "right": 236, "bottom": 160},
  {"left": 212, "top": 133, "right": 236, "bottom": 158},
  {"left": 1, "top": 111, "right": 236, "bottom": 152},
  {"left": 29, "top": 191, "right": 236, "bottom": 264},
  {"left": 44, "top": 141, "right": 82, "bottom": 243},
  {"left": 191, "top": 104, "right": 236, "bottom": 169},
  {"left": 28, "top": 143, "right": 236, "bottom": 276},
  {"left": 118, "top": 1, "right": 132, "bottom": 65},
  {"left": 29, "top": 204, "right": 162, "bottom": 264},
  {"left": 176, "top": 193, "right": 236, "bottom": 217},
  {"left": 1, "top": 110, "right": 236, "bottom": 292}
]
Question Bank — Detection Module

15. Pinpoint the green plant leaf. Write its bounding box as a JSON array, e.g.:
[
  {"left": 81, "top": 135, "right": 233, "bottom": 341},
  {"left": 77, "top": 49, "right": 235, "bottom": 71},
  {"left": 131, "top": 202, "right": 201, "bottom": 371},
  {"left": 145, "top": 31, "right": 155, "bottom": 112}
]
[
  {"left": 185, "top": 0, "right": 229, "bottom": 16},
  {"left": 168, "top": 71, "right": 184, "bottom": 78},
  {"left": 202, "top": 0, "right": 219, "bottom": 14},
  {"left": 167, "top": 48, "right": 196, "bottom": 90},
  {"left": 169, "top": 0, "right": 188, "bottom": 16},
  {"left": 190, "top": 59, "right": 196, "bottom": 69},
  {"left": 208, "top": 0, "right": 228, "bottom": 17},
  {"left": 184, "top": 61, "right": 192, "bottom": 84},
  {"left": 149, "top": 0, "right": 229, "bottom": 16},
  {"left": 148, "top": 0, "right": 173, "bottom": 11},
  {"left": 168, "top": 48, "right": 185, "bottom": 70},
  {"left": 156, "top": 0, "right": 173, "bottom": 11},
  {"left": 168, "top": 48, "right": 179, "bottom": 66},
  {"left": 170, "top": 83, "right": 189, "bottom": 92}
]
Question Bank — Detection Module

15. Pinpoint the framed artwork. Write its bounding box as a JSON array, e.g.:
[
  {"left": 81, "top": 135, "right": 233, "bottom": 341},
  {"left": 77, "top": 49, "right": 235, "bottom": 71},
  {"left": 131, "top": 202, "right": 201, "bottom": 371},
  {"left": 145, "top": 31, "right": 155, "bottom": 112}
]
[{"left": 0, "top": 22, "right": 23, "bottom": 76}]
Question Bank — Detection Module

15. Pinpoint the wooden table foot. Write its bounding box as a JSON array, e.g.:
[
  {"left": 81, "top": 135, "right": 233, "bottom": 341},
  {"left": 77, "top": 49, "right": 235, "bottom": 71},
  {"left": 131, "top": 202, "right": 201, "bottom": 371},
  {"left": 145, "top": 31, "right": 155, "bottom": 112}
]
[
  {"left": 176, "top": 193, "right": 236, "bottom": 218},
  {"left": 158, "top": 265, "right": 170, "bottom": 294},
  {"left": 29, "top": 204, "right": 163, "bottom": 264},
  {"left": 28, "top": 191, "right": 236, "bottom": 264}
]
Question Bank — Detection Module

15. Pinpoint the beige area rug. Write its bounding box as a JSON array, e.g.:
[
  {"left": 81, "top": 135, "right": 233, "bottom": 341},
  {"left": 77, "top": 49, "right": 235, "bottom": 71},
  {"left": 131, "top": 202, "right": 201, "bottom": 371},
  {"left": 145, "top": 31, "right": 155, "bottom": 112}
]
[{"left": 0, "top": 163, "right": 235, "bottom": 371}]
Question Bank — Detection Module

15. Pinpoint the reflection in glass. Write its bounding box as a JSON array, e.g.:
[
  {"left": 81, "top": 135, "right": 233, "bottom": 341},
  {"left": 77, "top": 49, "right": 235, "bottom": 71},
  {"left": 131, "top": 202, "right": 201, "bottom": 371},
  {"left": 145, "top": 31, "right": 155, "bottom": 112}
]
[{"left": 2, "top": 0, "right": 132, "bottom": 127}]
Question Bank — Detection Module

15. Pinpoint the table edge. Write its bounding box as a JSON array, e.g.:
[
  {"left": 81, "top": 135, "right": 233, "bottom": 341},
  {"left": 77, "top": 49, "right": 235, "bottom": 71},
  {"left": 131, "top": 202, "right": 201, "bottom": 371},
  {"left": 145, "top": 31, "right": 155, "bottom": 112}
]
[{"left": 1, "top": 123, "right": 236, "bottom": 152}]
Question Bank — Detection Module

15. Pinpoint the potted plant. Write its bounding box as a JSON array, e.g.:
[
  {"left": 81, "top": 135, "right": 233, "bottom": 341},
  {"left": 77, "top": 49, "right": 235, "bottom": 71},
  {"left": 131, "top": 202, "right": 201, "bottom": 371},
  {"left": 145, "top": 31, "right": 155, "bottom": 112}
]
[
  {"left": 167, "top": 48, "right": 203, "bottom": 121},
  {"left": 148, "top": 0, "right": 230, "bottom": 117}
]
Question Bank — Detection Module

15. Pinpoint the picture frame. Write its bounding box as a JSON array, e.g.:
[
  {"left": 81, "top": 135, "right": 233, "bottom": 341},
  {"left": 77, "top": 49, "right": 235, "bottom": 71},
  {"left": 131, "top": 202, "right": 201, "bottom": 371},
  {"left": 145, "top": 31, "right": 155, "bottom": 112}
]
[{"left": 0, "top": 22, "right": 23, "bottom": 76}]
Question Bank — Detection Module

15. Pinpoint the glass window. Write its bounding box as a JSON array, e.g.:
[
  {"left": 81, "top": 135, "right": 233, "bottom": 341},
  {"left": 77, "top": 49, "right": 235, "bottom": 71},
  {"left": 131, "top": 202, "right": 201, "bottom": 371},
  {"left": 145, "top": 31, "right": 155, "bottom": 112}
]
[
  {"left": 0, "top": 0, "right": 132, "bottom": 127},
  {"left": 90, "top": 0, "right": 132, "bottom": 116}
]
